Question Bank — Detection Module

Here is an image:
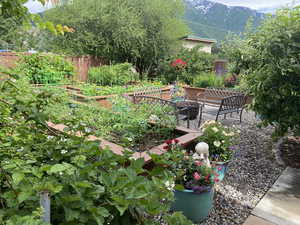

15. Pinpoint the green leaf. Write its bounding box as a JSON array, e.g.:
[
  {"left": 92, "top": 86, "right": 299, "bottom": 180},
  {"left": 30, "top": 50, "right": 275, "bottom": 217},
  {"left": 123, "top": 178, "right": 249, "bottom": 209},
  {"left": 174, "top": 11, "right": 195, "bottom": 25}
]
[
  {"left": 17, "top": 191, "right": 32, "bottom": 203},
  {"left": 12, "top": 172, "right": 25, "bottom": 185},
  {"left": 49, "top": 164, "right": 67, "bottom": 174}
]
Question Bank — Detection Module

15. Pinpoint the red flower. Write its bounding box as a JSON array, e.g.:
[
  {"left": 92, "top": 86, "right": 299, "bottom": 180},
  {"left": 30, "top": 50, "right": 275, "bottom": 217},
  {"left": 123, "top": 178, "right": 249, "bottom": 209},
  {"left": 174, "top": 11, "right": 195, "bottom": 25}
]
[
  {"left": 163, "top": 145, "right": 169, "bottom": 150},
  {"left": 205, "top": 175, "right": 210, "bottom": 181},
  {"left": 214, "top": 178, "right": 220, "bottom": 182},
  {"left": 165, "top": 139, "right": 172, "bottom": 145},
  {"left": 171, "top": 58, "right": 187, "bottom": 68},
  {"left": 174, "top": 139, "right": 179, "bottom": 143},
  {"left": 193, "top": 172, "right": 201, "bottom": 180},
  {"left": 195, "top": 161, "right": 202, "bottom": 166}
]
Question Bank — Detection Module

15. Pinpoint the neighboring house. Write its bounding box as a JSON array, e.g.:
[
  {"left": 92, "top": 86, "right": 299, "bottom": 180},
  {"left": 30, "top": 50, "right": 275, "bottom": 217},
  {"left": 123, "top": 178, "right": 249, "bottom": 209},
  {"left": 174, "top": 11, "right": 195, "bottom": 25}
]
[{"left": 181, "top": 35, "right": 216, "bottom": 54}]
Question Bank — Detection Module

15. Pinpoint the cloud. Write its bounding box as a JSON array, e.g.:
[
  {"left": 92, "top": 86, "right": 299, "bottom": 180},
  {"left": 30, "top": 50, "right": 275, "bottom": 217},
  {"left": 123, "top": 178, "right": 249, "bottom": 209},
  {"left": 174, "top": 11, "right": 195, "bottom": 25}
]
[
  {"left": 24, "top": 0, "right": 51, "bottom": 13},
  {"left": 210, "top": 0, "right": 300, "bottom": 9}
]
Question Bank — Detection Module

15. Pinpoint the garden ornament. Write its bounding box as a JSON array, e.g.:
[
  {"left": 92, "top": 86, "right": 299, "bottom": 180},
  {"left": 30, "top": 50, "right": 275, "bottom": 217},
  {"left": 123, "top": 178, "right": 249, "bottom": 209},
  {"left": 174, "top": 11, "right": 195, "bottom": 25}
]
[{"left": 195, "top": 142, "right": 211, "bottom": 167}]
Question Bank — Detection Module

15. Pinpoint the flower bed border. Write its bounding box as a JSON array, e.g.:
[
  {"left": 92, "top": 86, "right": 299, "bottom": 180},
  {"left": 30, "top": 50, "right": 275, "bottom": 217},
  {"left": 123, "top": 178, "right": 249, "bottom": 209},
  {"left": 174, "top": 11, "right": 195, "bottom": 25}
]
[{"left": 48, "top": 122, "right": 201, "bottom": 163}]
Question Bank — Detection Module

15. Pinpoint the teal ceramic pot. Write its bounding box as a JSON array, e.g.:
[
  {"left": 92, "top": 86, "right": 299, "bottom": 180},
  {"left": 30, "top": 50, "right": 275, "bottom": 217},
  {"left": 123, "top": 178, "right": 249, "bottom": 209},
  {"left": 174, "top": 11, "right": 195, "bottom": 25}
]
[
  {"left": 171, "top": 188, "right": 214, "bottom": 223},
  {"left": 212, "top": 161, "right": 230, "bottom": 182}
]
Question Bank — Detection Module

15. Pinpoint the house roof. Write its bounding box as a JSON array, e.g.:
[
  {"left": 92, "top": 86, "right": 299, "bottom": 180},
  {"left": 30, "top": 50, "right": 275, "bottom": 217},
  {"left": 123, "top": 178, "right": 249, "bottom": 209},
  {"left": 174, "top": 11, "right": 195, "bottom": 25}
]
[{"left": 181, "top": 35, "right": 217, "bottom": 44}]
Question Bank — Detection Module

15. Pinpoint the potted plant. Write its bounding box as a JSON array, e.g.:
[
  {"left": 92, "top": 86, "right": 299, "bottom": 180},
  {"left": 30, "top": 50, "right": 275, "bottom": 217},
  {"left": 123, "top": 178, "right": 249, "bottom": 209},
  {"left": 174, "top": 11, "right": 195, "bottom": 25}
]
[
  {"left": 198, "top": 120, "right": 239, "bottom": 181},
  {"left": 160, "top": 139, "right": 219, "bottom": 223}
]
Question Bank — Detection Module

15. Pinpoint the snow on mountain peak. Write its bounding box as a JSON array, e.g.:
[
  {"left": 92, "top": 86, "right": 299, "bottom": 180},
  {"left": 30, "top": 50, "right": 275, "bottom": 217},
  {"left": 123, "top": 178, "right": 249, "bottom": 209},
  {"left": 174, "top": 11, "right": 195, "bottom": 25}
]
[{"left": 185, "top": 0, "right": 216, "bottom": 14}]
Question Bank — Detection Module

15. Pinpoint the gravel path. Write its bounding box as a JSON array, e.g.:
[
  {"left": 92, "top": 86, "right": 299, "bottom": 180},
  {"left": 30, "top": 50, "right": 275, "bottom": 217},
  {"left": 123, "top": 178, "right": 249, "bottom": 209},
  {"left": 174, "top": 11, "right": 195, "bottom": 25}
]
[{"left": 199, "top": 110, "right": 285, "bottom": 225}]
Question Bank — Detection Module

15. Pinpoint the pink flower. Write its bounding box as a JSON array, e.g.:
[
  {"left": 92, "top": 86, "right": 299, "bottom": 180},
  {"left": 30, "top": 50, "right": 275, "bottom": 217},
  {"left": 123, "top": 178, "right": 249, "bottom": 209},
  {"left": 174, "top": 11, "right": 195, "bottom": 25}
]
[
  {"left": 217, "top": 167, "right": 222, "bottom": 171},
  {"left": 195, "top": 161, "right": 202, "bottom": 166},
  {"left": 193, "top": 172, "right": 201, "bottom": 180},
  {"left": 174, "top": 139, "right": 179, "bottom": 143},
  {"left": 214, "top": 178, "right": 220, "bottom": 182}
]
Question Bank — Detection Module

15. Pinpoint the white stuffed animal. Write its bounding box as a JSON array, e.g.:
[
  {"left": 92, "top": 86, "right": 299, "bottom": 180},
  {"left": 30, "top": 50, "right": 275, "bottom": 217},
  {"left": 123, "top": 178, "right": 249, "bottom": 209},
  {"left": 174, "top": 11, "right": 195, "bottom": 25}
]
[{"left": 194, "top": 142, "right": 211, "bottom": 167}]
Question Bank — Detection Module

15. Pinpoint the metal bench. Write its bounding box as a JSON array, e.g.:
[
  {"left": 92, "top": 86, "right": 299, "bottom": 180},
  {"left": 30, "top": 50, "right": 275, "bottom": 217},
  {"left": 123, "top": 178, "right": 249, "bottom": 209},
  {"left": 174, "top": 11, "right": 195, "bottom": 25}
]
[
  {"left": 197, "top": 87, "right": 244, "bottom": 107},
  {"left": 198, "top": 94, "right": 246, "bottom": 126}
]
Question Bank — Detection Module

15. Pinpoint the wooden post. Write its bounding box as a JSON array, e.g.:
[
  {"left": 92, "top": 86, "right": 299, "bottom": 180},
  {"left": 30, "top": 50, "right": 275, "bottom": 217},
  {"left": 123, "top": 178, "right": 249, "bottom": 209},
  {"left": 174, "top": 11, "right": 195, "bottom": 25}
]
[{"left": 40, "top": 191, "right": 51, "bottom": 224}]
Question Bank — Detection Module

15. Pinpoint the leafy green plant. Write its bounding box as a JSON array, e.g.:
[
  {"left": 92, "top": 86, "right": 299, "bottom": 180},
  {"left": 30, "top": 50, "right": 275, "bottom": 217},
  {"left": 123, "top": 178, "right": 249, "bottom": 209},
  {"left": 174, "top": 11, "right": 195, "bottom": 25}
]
[
  {"left": 14, "top": 53, "right": 74, "bottom": 84},
  {"left": 0, "top": 73, "right": 193, "bottom": 224},
  {"left": 192, "top": 72, "right": 224, "bottom": 88},
  {"left": 88, "top": 63, "right": 138, "bottom": 86},
  {"left": 241, "top": 7, "right": 300, "bottom": 137},
  {"left": 158, "top": 47, "right": 216, "bottom": 84},
  {"left": 198, "top": 120, "right": 239, "bottom": 162},
  {"left": 79, "top": 81, "right": 163, "bottom": 96}
]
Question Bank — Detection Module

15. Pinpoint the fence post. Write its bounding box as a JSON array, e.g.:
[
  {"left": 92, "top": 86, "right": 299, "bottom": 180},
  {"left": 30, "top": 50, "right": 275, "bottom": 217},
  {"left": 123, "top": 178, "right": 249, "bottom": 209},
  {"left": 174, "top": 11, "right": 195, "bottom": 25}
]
[{"left": 40, "top": 191, "right": 51, "bottom": 224}]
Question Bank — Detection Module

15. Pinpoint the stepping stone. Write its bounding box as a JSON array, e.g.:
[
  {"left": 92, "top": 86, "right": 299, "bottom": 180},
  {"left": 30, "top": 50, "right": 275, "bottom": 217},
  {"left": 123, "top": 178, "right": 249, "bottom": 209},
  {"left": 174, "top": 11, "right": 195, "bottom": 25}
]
[
  {"left": 243, "top": 216, "right": 276, "bottom": 225},
  {"left": 252, "top": 167, "right": 300, "bottom": 225}
]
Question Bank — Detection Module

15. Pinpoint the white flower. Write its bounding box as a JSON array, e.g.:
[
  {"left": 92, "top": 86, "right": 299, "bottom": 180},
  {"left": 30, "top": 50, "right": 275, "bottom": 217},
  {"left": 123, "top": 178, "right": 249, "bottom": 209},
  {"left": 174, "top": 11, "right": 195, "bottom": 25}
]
[
  {"left": 165, "top": 180, "right": 175, "bottom": 191},
  {"left": 228, "top": 132, "right": 235, "bottom": 137},
  {"left": 212, "top": 127, "right": 219, "bottom": 133},
  {"left": 61, "top": 150, "right": 68, "bottom": 154},
  {"left": 127, "top": 137, "right": 133, "bottom": 142},
  {"left": 237, "top": 130, "right": 241, "bottom": 134},
  {"left": 149, "top": 114, "right": 160, "bottom": 122},
  {"left": 213, "top": 141, "right": 221, "bottom": 147},
  {"left": 221, "top": 140, "right": 225, "bottom": 143}
]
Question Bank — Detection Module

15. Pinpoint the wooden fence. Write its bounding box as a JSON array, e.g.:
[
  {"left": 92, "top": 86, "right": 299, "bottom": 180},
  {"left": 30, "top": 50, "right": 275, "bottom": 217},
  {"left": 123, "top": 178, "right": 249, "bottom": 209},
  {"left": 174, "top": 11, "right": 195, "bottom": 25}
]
[{"left": 0, "top": 52, "right": 104, "bottom": 82}]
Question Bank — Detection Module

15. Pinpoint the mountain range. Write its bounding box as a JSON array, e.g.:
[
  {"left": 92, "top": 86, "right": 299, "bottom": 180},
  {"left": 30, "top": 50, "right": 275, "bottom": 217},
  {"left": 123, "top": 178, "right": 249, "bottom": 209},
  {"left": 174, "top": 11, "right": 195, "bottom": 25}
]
[{"left": 184, "top": 0, "right": 265, "bottom": 41}]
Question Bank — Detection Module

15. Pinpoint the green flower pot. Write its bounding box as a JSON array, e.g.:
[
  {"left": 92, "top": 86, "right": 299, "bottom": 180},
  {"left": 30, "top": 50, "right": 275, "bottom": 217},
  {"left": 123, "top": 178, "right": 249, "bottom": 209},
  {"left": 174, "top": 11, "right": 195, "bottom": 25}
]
[
  {"left": 171, "top": 188, "right": 214, "bottom": 223},
  {"left": 212, "top": 160, "right": 230, "bottom": 182}
]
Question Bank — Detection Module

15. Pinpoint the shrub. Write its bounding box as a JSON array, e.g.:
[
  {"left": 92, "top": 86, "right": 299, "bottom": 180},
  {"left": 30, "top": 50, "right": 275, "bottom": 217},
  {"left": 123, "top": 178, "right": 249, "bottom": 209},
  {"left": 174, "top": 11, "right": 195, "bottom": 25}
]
[
  {"left": 158, "top": 47, "right": 216, "bottom": 84},
  {"left": 242, "top": 8, "right": 300, "bottom": 137},
  {"left": 193, "top": 72, "right": 224, "bottom": 88},
  {"left": 88, "top": 63, "right": 139, "bottom": 86},
  {"left": 15, "top": 53, "right": 74, "bottom": 84}
]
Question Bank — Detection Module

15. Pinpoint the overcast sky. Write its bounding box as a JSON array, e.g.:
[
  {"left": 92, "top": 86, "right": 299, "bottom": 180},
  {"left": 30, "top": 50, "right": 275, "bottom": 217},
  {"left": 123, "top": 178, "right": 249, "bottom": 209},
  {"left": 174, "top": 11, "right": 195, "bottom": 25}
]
[
  {"left": 211, "top": 0, "right": 300, "bottom": 9},
  {"left": 25, "top": 0, "right": 300, "bottom": 13}
]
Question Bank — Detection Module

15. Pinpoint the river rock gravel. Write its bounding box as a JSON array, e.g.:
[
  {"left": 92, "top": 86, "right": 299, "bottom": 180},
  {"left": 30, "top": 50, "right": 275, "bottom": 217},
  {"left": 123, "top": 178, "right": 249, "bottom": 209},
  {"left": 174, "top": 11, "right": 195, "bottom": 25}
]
[{"left": 198, "top": 111, "right": 285, "bottom": 225}]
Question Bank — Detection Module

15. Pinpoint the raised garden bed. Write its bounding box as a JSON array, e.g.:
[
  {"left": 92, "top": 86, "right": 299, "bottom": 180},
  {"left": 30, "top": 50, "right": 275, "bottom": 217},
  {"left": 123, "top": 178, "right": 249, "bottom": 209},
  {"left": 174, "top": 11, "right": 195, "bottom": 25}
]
[
  {"left": 66, "top": 85, "right": 172, "bottom": 108},
  {"left": 48, "top": 122, "right": 201, "bottom": 163}
]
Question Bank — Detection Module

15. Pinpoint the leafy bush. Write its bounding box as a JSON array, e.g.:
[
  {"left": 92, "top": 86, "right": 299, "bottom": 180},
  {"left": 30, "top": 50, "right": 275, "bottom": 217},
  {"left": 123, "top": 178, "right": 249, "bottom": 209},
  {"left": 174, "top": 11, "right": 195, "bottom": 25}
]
[
  {"left": 88, "top": 63, "right": 138, "bottom": 86},
  {"left": 158, "top": 47, "right": 216, "bottom": 84},
  {"left": 0, "top": 75, "right": 193, "bottom": 225},
  {"left": 242, "top": 8, "right": 300, "bottom": 137},
  {"left": 15, "top": 53, "right": 74, "bottom": 84},
  {"left": 192, "top": 72, "right": 224, "bottom": 88}
]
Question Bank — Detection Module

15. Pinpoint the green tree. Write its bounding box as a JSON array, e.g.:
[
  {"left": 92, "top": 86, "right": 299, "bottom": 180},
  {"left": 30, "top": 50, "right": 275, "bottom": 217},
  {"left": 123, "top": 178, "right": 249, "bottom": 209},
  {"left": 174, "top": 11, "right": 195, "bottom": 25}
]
[
  {"left": 42, "top": 0, "right": 189, "bottom": 74},
  {"left": 243, "top": 7, "right": 300, "bottom": 137}
]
